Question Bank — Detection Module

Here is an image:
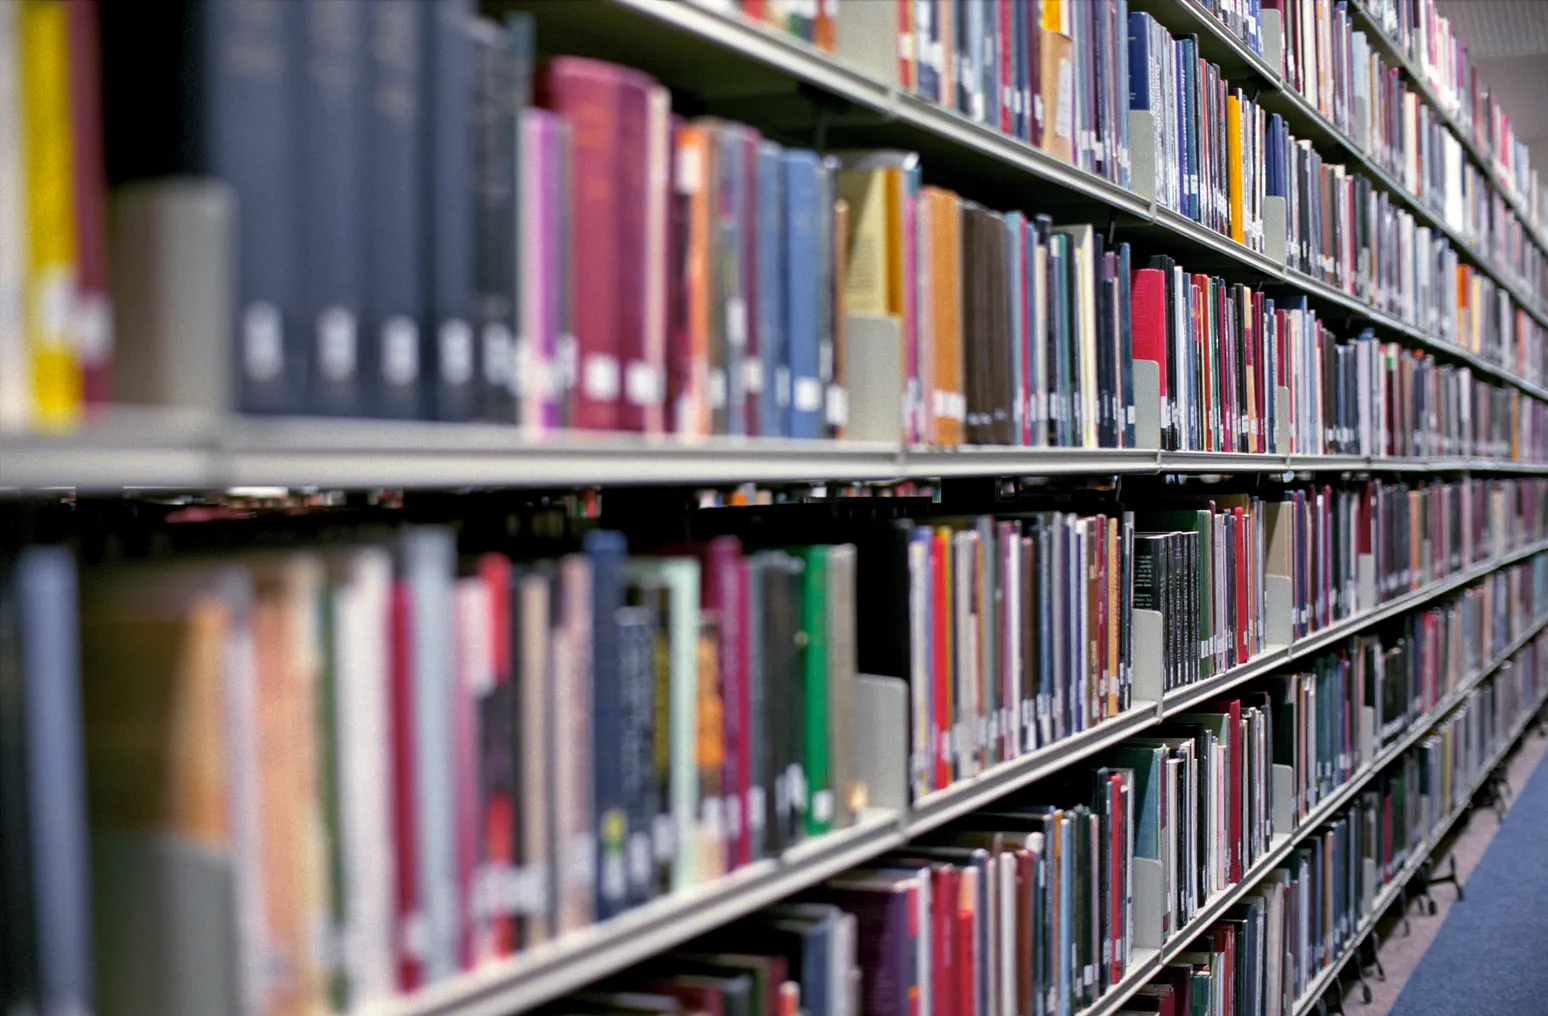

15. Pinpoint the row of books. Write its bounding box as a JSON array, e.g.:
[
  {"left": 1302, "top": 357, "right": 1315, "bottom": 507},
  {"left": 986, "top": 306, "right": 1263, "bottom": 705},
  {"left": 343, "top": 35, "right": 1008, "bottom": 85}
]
[
  {"left": 1128, "top": 12, "right": 1270, "bottom": 252},
  {"left": 882, "top": 0, "right": 1135, "bottom": 189},
  {"left": 14, "top": 526, "right": 885, "bottom": 1014},
  {"left": 1133, "top": 261, "right": 1548, "bottom": 459},
  {"left": 1367, "top": 0, "right": 1543, "bottom": 217},
  {"left": 872, "top": 478, "right": 1548, "bottom": 802},
  {"left": 7, "top": 527, "right": 1542, "bottom": 1016},
  {"left": 1270, "top": 0, "right": 1544, "bottom": 303},
  {"left": 1123, "top": 636, "right": 1545, "bottom": 1016},
  {"left": 12, "top": 1, "right": 1548, "bottom": 451},
  {"left": 1277, "top": 643, "right": 1544, "bottom": 1012},
  {"left": 1126, "top": 4, "right": 1548, "bottom": 347},
  {"left": 523, "top": 574, "right": 1548, "bottom": 1016}
]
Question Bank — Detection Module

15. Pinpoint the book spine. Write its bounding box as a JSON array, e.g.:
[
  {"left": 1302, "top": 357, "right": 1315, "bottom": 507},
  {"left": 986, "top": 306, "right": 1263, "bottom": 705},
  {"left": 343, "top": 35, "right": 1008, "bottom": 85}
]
[
  {"left": 587, "top": 530, "right": 629, "bottom": 921},
  {"left": 615, "top": 75, "right": 652, "bottom": 433},
  {"left": 757, "top": 141, "right": 788, "bottom": 438},
  {"left": 66, "top": 0, "right": 110, "bottom": 409},
  {"left": 540, "top": 59, "right": 624, "bottom": 431},
  {"left": 206, "top": 1, "right": 301, "bottom": 416},
  {"left": 299, "top": 0, "right": 365, "bottom": 417},
  {"left": 363, "top": 0, "right": 426, "bottom": 420},
  {"left": 0, "top": 2, "right": 28, "bottom": 430},
  {"left": 425, "top": 0, "right": 478, "bottom": 421},
  {"left": 785, "top": 150, "right": 824, "bottom": 439},
  {"left": 470, "top": 18, "right": 518, "bottom": 423}
]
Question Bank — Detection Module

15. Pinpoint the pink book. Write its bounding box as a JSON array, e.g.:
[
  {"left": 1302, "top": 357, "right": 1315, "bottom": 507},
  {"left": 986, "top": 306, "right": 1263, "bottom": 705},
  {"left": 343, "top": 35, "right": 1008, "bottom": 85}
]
[{"left": 520, "top": 109, "right": 563, "bottom": 432}]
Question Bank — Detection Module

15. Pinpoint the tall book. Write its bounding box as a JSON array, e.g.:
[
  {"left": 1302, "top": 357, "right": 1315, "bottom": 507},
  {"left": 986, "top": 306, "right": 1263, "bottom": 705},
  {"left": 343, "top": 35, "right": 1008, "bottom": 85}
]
[
  {"left": 363, "top": 0, "right": 426, "bottom": 419},
  {"left": 299, "top": 0, "right": 365, "bottom": 417},
  {"left": 425, "top": 0, "right": 478, "bottom": 421}
]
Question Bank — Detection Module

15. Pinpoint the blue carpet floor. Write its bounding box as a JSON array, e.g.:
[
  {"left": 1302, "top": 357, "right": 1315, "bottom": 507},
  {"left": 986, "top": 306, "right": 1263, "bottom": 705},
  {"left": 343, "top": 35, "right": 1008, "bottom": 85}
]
[{"left": 1389, "top": 747, "right": 1548, "bottom": 1016}]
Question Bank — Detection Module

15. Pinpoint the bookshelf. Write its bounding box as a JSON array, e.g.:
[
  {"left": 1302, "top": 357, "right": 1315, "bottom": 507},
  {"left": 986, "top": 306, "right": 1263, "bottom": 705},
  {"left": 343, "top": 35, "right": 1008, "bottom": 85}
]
[{"left": 7, "top": 3, "right": 1548, "bottom": 1016}]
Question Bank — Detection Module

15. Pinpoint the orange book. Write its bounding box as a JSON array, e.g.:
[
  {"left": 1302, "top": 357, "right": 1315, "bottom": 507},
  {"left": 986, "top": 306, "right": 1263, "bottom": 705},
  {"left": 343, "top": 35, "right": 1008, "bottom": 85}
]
[
  {"left": 925, "top": 188, "right": 965, "bottom": 446},
  {"left": 252, "top": 557, "right": 329, "bottom": 1016},
  {"left": 1039, "top": 31, "right": 1075, "bottom": 164}
]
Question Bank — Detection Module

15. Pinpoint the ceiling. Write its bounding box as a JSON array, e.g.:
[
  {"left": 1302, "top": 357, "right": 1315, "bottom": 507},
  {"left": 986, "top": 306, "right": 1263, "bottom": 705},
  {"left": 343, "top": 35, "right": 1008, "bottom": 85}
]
[{"left": 1436, "top": 0, "right": 1548, "bottom": 173}]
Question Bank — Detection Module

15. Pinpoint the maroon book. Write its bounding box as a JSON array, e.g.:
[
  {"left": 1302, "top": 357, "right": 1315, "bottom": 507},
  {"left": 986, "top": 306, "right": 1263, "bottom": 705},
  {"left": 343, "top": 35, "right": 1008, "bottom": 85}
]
[
  {"left": 539, "top": 58, "right": 653, "bottom": 432},
  {"left": 66, "top": 0, "right": 111, "bottom": 406}
]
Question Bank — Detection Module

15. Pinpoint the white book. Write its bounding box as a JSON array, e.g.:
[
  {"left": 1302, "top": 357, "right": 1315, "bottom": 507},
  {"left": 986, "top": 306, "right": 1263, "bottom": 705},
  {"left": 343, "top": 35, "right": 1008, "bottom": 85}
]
[{"left": 332, "top": 547, "right": 396, "bottom": 1004}]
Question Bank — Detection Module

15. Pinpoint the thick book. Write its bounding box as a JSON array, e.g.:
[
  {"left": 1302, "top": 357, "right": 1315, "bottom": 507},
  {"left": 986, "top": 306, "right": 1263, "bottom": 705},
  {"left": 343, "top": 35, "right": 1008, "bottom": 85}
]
[
  {"left": 102, "top": 0, "right": 304, "bottom": 414},
  {"left": 362, "top": 0, "right": 426, "bottom": 420},
  {"left": 424, "top": 0, "right": 478, "bottom": 421},
  {"left": 299, "top": 0, "right": 365, "bottom": 418}
]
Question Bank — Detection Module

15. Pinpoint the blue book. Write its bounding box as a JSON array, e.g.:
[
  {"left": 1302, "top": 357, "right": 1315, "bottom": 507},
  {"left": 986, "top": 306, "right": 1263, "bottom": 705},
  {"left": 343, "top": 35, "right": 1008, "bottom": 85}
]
[
  {"left": 586, "top": 529, "right": 629, "bottom": 920},
  {"left": 425, "top": 0, "right": 479, "bottom": 421},
  {"left": 298, "top": 0, "right": 365, "bottom": 417},
  {"left": 783, "top": 150, "right": 823, "bottom": 439},
  {"left": 203, "top": 1, "right": 305, "bottom": 413},
  {"left": 16, "top": 548, "right": 91, "bottom": 1016},
  {"left": 1006, "top": 212, "right": 1026, "bottom": 445},
  {"left": 362, "top": 0, "right": 427, "bottom": 419},
  {"left": 1128, "top": 13, "right": 1152, "bottom": 112},
  {"left": 915, "top": 0, "right": 936, "bottom": 103},
  {"left": 757, "top": 141, "right": 788, "bottom": 438}
]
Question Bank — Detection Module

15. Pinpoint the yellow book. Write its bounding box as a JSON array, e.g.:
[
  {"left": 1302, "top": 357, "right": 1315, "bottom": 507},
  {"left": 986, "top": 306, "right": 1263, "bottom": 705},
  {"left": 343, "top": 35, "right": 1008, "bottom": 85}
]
[
  {"left": 836, "top": 154, "right": 913, "bottom": 320},
  {"left": 20, "top": 0, "right": 80, "bottom": 428},
  {"left": 1043, "top": 0, "right": 1063, "bottom": 32},
  {"left": 837, "top": 168, "right": 892, "bottom": 318},
  {"left": 1227, "top": 95, "right": 1245, "bottom": 245}
]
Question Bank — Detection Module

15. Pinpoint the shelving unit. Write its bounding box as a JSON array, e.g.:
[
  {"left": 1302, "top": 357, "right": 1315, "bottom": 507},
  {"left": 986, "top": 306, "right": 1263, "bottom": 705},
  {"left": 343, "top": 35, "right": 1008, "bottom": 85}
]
[{"left": 10, "top": 5, "right": 1546, "bottom": 1016}]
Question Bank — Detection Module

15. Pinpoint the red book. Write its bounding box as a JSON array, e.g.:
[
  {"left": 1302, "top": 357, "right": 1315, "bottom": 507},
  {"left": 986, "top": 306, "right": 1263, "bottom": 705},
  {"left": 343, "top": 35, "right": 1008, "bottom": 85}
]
[
  {"left": 1130, "top": 269, "right": 1168, "bottom": 396},
  {"left": 66, "top": 0, "right": 111, "bottom": 406},
  {"left": 701, "top": 537, "right": 749, "bottom": 868},
  {"left": 897, "top": 0, "right": 915, "bottom": 90},
  {"left": 390, "top": 581, "right": 422, "bottom": 991},
  {"left": 932, "top": 530, "right": 953, "bottom": 790},
  {"left": 933, "top": 866, "right": 959, "bottom": 1016},
  {"left": 957, "top": 870, "right": 977, "bottom": 1016},
  {"left": 615, "top": 70, "right": 656, "bottom": 434},
  {"left": 539, "top": 59, "right": 653, "bottom": 432},
  {"left": 645, "top": 980, "right": 727, "bottom": 1016}
]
